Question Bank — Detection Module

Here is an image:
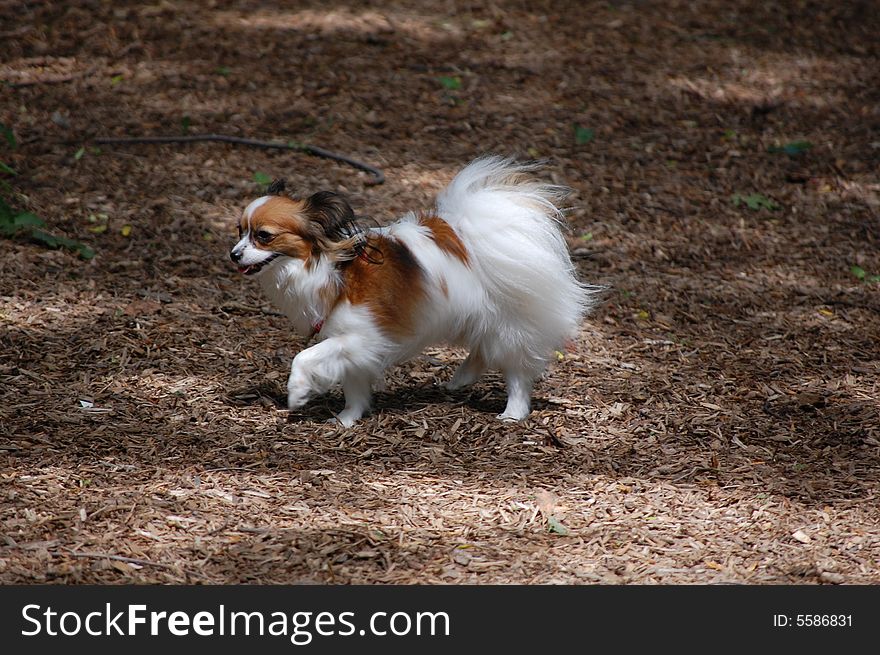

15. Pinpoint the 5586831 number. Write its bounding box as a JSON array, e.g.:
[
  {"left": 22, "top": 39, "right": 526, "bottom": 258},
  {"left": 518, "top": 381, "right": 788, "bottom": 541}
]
[
  {"left": 774, "top": 614, "right": 853, "bottom": 628},
  {"left": 796, "top": 615, "right": 851, "bottom": 627}
]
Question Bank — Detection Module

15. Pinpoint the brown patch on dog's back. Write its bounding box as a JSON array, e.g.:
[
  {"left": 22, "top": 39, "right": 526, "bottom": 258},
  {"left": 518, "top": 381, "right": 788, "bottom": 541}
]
[
  {"left": 419, "top": 214, "right": 469, "bottom": 265},
  {"left": 342, "top": 236, "right": 425, "bottom": 339}
]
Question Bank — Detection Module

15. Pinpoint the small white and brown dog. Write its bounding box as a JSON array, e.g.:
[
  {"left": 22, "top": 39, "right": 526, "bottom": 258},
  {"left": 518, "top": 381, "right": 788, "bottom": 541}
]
[{"left": 230, "top": 156, "right": 596, "bottom": 426}]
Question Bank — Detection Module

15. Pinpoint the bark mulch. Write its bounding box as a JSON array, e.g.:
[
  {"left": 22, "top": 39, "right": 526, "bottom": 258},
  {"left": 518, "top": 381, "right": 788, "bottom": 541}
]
[{"left": 1, "top": 0, "right": 878, "bottom": 584}]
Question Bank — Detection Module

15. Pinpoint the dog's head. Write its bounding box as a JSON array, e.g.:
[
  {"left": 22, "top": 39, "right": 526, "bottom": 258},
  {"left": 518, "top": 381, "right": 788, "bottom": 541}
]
[{"left": 229, "top": 179, "right": 363, "bottom": 276}]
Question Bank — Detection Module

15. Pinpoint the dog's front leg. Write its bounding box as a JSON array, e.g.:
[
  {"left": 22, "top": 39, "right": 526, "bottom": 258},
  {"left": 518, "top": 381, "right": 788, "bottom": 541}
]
[
  {"left": 287, "top": 338, "right": 345, "bottom": 410},
  {"left": 335, "top": 370, "right": 374, "bottom": 427},
  {"left": 286, "top": 337, "right": 376, "bottom": 426}
]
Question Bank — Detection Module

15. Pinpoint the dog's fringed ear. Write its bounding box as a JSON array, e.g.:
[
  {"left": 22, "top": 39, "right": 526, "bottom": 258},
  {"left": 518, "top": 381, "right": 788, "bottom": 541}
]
[
  {"left": 303, "top": 191, "right": 356, "bottom": 240},
  {"left": 303, "top": 191, "right": 366, "bottom": 261},
  {"left": 267, "top": 178, "right": 287, "bottom": 195}
]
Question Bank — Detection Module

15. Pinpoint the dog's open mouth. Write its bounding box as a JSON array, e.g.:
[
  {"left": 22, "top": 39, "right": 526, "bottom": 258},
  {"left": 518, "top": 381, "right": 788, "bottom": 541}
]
[{"left": 237, "top": 254, "right": 279, "bottom": 276}]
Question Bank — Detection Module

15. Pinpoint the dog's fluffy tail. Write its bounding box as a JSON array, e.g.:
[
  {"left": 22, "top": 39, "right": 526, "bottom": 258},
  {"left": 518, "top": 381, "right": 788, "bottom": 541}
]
[{"left": 436, "top": 155, "right": 599, "bottom": 371}]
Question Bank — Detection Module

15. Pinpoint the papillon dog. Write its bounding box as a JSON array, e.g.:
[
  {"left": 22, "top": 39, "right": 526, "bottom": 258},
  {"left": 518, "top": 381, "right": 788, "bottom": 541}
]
[{"left": 230, "top": 156, "right": 597, "bottom": 426}]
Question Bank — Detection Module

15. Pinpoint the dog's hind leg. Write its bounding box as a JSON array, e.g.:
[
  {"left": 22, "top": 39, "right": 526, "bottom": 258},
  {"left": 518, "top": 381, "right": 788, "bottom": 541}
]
[
  {"left": 497, "top": 368, "right": 534, "bottom": 421},
  {"left": 446, "top": 348, "right": 486, "bottom": 390}
]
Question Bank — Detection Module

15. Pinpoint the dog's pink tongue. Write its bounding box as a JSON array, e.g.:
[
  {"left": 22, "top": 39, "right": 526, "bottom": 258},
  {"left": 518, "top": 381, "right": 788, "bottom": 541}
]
[{"left": 238, "top": 265, "right": 250, "bottom": 274}]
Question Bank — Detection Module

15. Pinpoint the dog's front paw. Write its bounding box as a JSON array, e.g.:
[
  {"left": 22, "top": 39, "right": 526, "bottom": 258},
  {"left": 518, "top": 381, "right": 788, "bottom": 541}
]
[
  {"left": 329, "top": 408, "right": 364, "bottom": 428},
  {"left": 287, "top": 373, "right": 310, "bottom": 410},
  {"left": 496, "top": 410, "right": 528, "bottom": 422},
  {"left": 287, "top": 389, "right": 308, "bottom": 410},
  {"left": 327, "top": 415, "right": 357, "bottom": 428}
]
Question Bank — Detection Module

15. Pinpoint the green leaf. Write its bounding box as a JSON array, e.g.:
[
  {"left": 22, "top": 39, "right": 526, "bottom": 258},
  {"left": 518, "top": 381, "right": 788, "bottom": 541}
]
[
  {"left": 580, "top": 231, "right": 593, "bottom": 241},
  {"left": 0, "top": 161, "right": 17, "bottom": 176},
  {"left": 0, "top": 197, "right": 13, "bottom": 220},
  {"left": 547, "top": 516, "right": 570, "bottom": 536},
  {"left": 0, "top": 123, "right": 15, "bottom": 149},
  {"left": 52, "top": 234, "right": 81, "bottom": 249},
  {"left": 768, "top": 140, "right": 812, "bottom": 156},
  {"left": 731, "top": 193, "right": 779, "bottom": 211},
  {"left": 0, "top": 209, "right": 44, "bottom": 236},
  {"left": 500, "top": 31, "right": 514, "bottom": 41},
  {"left": 573, "top": 124, "right": 594, "bottom": 145},
  {"left": 29, "top": 228, "right": 58, "bottom": 247},
  {"left": 74, "top": 147, "right": 85, "bottom": 161},
  {"left": 76, "top": 244, "right": 96, "bottom": 259},
  {"left": 12, "top": 212, "right": 45, "bottom": 229},
  {"left": 253, "top": 171, "right": 272, "bottom": 186},
  {"left": 30, "top": 229, "right": 94, "bottom": 259},
  {"left": 868, "top": 275, "right": 880, "bottom": 284},
  {"left": 110, "top": 74, "right": 124, "bottom": 86},
  {"left": 437, "top": 76, "right": 461, "bottom": 90},
  {"left": 850, "top": 265, "right": 866, "bottom": 281},
  {"left": 181, "top": 115, "right": 191, "bottom": 134},
  {"left": 215, "top": 66, "right": 231, "bottom": 76}
]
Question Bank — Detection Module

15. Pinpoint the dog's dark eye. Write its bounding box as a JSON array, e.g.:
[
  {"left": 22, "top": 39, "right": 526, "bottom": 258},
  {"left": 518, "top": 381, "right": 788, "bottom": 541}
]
[{"left": 255, "top": 230, "right": 274, "bottom": 244}]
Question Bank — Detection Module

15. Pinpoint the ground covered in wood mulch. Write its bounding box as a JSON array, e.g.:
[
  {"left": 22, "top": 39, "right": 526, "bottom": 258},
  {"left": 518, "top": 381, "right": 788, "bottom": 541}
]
[{"left": 1, "top": 1, "right": 879, "bottom": 584}]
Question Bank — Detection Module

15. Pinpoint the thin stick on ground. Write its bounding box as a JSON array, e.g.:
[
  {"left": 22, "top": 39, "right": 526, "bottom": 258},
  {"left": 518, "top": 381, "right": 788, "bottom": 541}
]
[
  {"left": 92, "top": 134, "right": 385, "bottom": 185},
  {"left": 53, "top": 550, "right": 177, "bottom": 570}
]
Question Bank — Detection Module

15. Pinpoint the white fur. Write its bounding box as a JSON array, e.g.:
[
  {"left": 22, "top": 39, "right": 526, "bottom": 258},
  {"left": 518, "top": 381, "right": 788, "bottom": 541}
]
[
  {"left": 260, "top": 256, "right": 338, "bottom": 335},
  {"left": 248, "top": 157, "right": 598, "bottom": 426},
  {"left": 244, "top": 195, "right": 270, "bottom": 222},
  {"left": 433, "top": 157, "right": 597, "bottom": 393},
  {"left": 286, "top": 303, "right": 392, "bottom": 426},
  {"left": 230, "top": 196, "right": 274, "bottom": 267},
  {"left": 230, "top": 235, "right": 273, "bottom": 267}
]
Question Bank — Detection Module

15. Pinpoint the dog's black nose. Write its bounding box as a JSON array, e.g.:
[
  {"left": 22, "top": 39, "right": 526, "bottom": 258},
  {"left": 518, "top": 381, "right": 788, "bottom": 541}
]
[{"left": 230, "top": 249, "right": 242, "bottom": 263}]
